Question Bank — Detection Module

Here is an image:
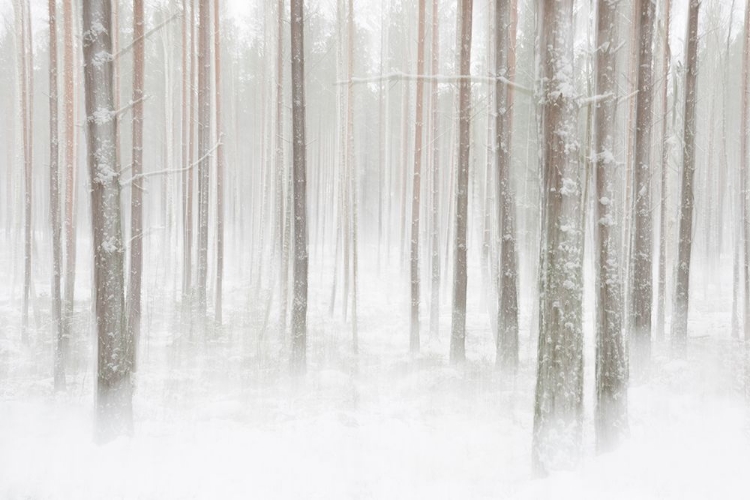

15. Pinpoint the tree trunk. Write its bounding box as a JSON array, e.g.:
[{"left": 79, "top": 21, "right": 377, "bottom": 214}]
[
  {"left": 741, "top": 0, "right": 750, "bottom": 342},
  {"left": 671, "top": 0, "right": 701, "bottom": 355},
  {"left": 449, "top": 0, "right": 473, "bottom": 364},
  {"left": 532, "top": 0, "right": 584, "bottom": 476},
  {"left": 82, "top": 0, "right": 132, "bottom": 441},
  {"left": 196, "top": 0, "right": 211, "bottom": 324},
  {"left": 127, "top": 0, "right": 145, "bottom": 371},
  {"left": 656, "top": 0, "right": 671, "bottom": 341},
  {"left": 347, "top": 0, "right": 358, "bottom": 352},
  {"left": 429, "top": 0, "right": 441, "bottom": 340},
  {"left": 215, "top": 0, "right": 225, "bottom": 326},
  {"left": 630, "top": 0, "right": 656, "bottom": 377},
  {"left": 594, "top": 0, "right": 627, "bottom": 453},
  {"left": 290, "top": 0, "right": 309, "bottom": 374},
  {"left": 49, "top": 0, "right": 65, "bottom": 391},
  {"left": 494, "top": 0, "right": 520, "bottom": 373},
  {"left": 410, "top": 0, "right": 427, "bottom": 353}
]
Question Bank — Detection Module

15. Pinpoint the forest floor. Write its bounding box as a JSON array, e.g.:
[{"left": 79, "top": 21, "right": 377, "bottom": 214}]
[{"left": 1, "top": 238, "right": 750, "bottom": 499}]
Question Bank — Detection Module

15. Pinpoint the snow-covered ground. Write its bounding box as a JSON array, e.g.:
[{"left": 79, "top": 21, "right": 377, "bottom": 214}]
[{"left": 1, "top": 236, "right": 750, "bottom": 499}]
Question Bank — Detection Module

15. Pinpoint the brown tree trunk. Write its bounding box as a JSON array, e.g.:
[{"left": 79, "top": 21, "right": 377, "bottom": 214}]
[
  {"left": 215, "top": 0, "right": 225, "bottom": 326},
  {"left": 429, "top": 0, "right": 441, "bottom": 340},
  {"left": 532, "top": 0, "right": 584, "bottom": 476},
  {"left": 449, "top": 0, "right": 474, "bottom": 364},
  {"left": 671, "top": 0, "right": 701, "bottom": 355},
  {"left": 196, "top": 0, "right": 211, "bottom": 324},
  {"left": 83, "top": 0, "right": 132, "bottom": 441}
]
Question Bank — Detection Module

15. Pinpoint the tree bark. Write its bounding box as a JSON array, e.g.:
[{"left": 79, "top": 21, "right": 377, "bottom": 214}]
[
  {"left": 82, "top": 0, "right": 132, "bottom": 441},
  {"left": 671, "top": 0, "right": 701, "bottom": 355},
  {"left": 449, "top": 0, "right": 473, "bottom": 364},
  {"left": 656, "top": 0, "right": 671, "bottom": 341},
  {"left": 196, "top": 0, "right": 211, "bottom": 323},
  {"left": 49, "top": 0, "right": 65, "bottom": 391},
  {"left": 594, "top": 0, "right": 627, "bottom": 453},
  {"left": 532, "top": 0, "right": 584, "bottom": 476},
  {"left": 429, "top": 0, "right": 441, "bottom": 340},
  {"left": 215, "top": 0, "right": 226, "bottom": 326},
  {"left": 290, "top": 0, "right": 309, "bottom": 374}
]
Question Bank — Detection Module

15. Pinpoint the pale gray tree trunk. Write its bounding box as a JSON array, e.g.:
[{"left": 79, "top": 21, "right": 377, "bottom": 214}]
[
  {"left": 741, "top": 0, "right": 750, "bottom": 341},
  {"left": 215, "top": 0, "right": 226, "bottom": 326},
  {"left": 449, "top": 0, "right": 474, "bottom": 364},
  {"left": 290, "top": 0, "right": 309, "bottom": 374},
  {"left": 429, "top": 0, "right": 441, "bottom": 340},
  {"left": 532, "top": 0, "right": 584, "bottom": 476},
  {"left": 671, "top": 0, "right": 701, "bottom": 356},
  {"left": 656, "top": 0, "right": 671, "bottom": 341},
  {"left": 49, "top": 0, "right": 65, "bottom": 391},
  {"left": 196, "top": 0, "right": 211, "bottom": 324},
  {"left": 82, "top": 0, "right": 133, "bottom": 441},
  {"left": 594, "top": 0, "right": 627, "bottom": 453}
]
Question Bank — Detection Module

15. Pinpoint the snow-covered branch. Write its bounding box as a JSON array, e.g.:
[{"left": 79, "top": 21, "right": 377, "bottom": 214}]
[
  {"left": 120, "top": 141, "right": 221, "bottom": 187},
  {"left": 336, "top": 71, "right": 533, "bottom": 95}
]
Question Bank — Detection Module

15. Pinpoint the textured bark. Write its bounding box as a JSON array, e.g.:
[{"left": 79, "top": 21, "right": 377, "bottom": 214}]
[
  {"left": 532, "top": 0, "right": 584, "bottom": 476},
  {"left": 181, "top": 0, "right": 193, "bottom": 307},
  {"left": 594, "top": 0, "right": 627, "bottom": 453},
  {"left": 410, "top": 0, "right": 427, "bottom": 353},
  {"left": 127, "top": 0, "right": 145, "bottom": 369},
  {"left": 671, "top": 0, "right": 701, "bottom": 356},
  {"left": 290, "top": 0, "right": 309, "bottom": 374},
  {"left": 742, "top": 0, "right": 750, "bottom": 341},
  {"left": 49, "top": 0, "right": 65, "bottom": 391},
  {"left": 347, "top": 0, "right": 359, "bottom": 351},
  {"left": 630, "top": 0, "right": 656, "bottom": 377},
  {"left": 82, "top": 0, "right": 132, "bottom": 441},
  {"left": 449, "top": 0, "right": 473, "bottom": 364},
  {"left": 196, "top": 0, "right": 211, "bottom": 322},
  {"left": 215, "top": 0, "right": 225, "bottom": 326},
  {"left": 494, "top": 0, "right": 519, "bottom": 373},
  {"left": 656, "top": 0, "right": 671, "bottom": 341}
]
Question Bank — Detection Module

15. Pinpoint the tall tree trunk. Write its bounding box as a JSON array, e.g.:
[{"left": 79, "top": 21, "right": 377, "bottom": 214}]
[
  {"left": 181, "top": 0, "right": 192, "bottom": 310},
  {"left": 532, "top": 0, "right": 584, "bottom": 476},
  {"left": 347, "top": 0, "right": 358, "bottom": 351},
  {"left": 62, "top": 0, "right": 77, "bottom": 349},
  {"left": 494, "top": 0, "right": 520, "bottom": 373},
  {"left": 127, "top": 0, "right": 145, "bottom": 371},
  {"left": 196, "top": 0, "right": 211, "bottom": 324},
  {"left": 656, "top": 0, "right": 671, "bottom": 341},
  {"left": 214, "top": 0, "right": 225, "bottom": 326},
  {"left": 429, "top": 0, "right": 441, "bottom": 340},
  {"left": 630, "top": 0, "right": 656, "bottom": 377},
  {"left": 671, "top": 0, "right": 701, "bottom": 356},
  {"left": 594, "top": 0, "right": 627, "bottom": 453},
  {"left": 741, "top": 0, "right": 750, "bottom": 342},
  {"left": 49, "top": 0, "right": 65, "bottom": 391},
  {"left": 410, "top": 0, "right": 427, "bottom": 353},
  {"left": 449, "top": 0, "right": 473, "bottom": 364},
  {"left": 82, "top": 0, "right": 132, "bottom": 441},
  {"left": 290, "top": 0, "right": 309, "bottom": 374}
]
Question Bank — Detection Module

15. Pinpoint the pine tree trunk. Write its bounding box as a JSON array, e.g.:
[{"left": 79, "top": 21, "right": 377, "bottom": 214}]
[
  {"left": 449, "top": 0, "right": 473, "bottom": 364},
  {"left": 741, "top": 0, "right": 750, "bottom": 342},
  {"left": 656, "top": 0, "right": 671, "bottom": 341},
  {"left": 214, "top": 0, "right": 225, "bottom": 326},
  {"left": 290, "top": 0, "right": 309, "bottom": 374},
  {"left": 671, "top": 0, "right": 701, "bottom": 356},
  {"left": 127, "top": 0, "right": 145, "bottom": 370},
  {"left": 83, "top": 0, "right": 132, "bottom": 441},
  {"left": 410, "top": 0, "right": 427, "bottom": 353},
  {"left": 494, "top": 0, "right": 519, "bottom": 373},
  {"left": 630, "top": 0, "right": 656, "bottom": 376},
  {"left": 429, "top": 0, "right": 441, "bottom": 340},
  {"left": 49, "top": 0, "right": 65, "bottom": 391},
  {"left": 594, "top": 0, "right": 627, "bottom": 453},
  {"left": 532, "top": 0, "right": 584, "bottom": 476},
  {"left": 196, "top": 0, "right": 211, "bottom": 324}
]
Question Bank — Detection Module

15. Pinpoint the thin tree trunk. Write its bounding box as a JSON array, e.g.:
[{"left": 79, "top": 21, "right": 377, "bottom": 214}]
[
  {"left": 671, "top": 0, "right": 701, "bottom": 356},
  {"left": 494, "top": 0, "right": 520, "bottom": 373},
  {"left": 63, "top": 0, "right": 77, "bottom": 349},
  {"left": 410, "top": 0, "right": 427, "bottom": 353},
  {"left": 214, "top": 0, "right": 225, "bottom": 326},
  {"left": 741, "top": 0, "right": 750, "bottom": 342},
  {"left": 532, "top": 0, "right": 584, "bottom": 476},
  {"left": 449, "top": 0, "right": 473, "bottom": 364},
  {"left": 127, "top": 0, "right": 145, "bottom": 371},
  {"left": 656, "top": 0, "right": 671, "bottom": 341},
  {"left": 347, "top": 0, "right": 358, "bottom": 352},
  {"left": 49, "top": 0, "right": 65, "bottom": 391},
  {"left": 429, "top": 0, "right": 441, "bottom": 340},
  {"left": 83, "top": 0, "right": 132, "bottom": 441},
  {"left": 196, "top": 0, "right": 211, "bottom": 324},
  {"left": 290, "top": 0, "right": 309, "bottom": 374}
]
